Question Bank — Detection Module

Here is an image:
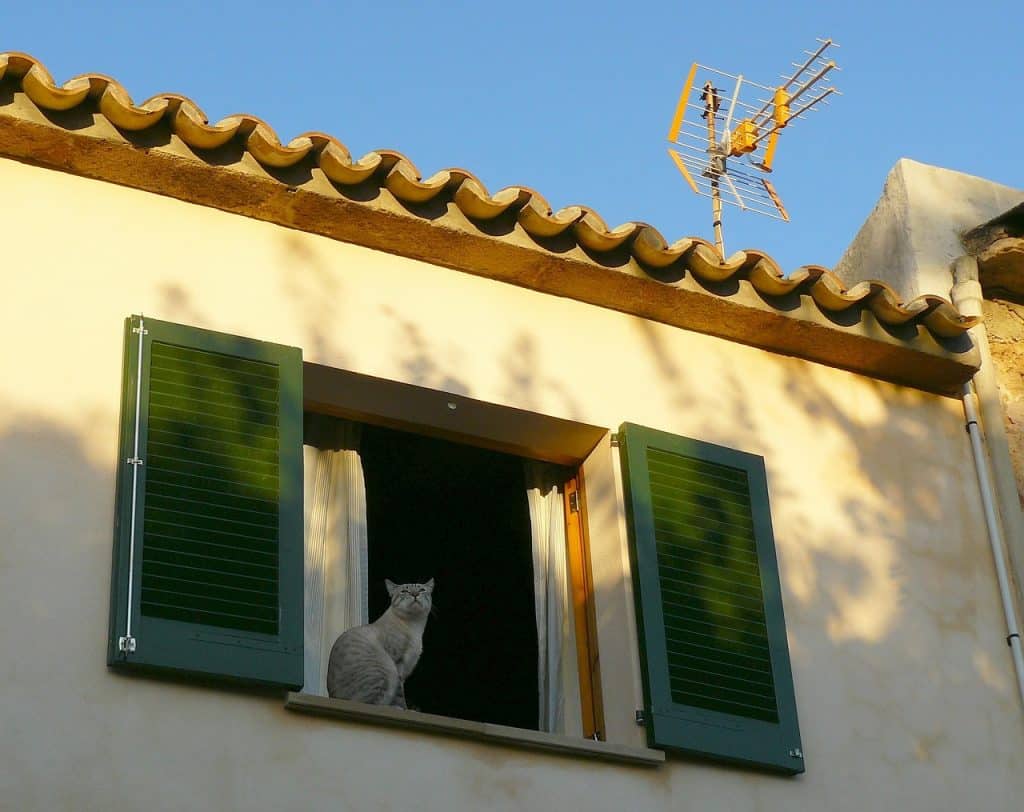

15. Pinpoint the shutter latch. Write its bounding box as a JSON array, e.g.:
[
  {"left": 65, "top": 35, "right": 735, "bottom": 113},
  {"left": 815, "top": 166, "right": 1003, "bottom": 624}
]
[{"left": 118, "top": 635, "right": 137, "bottom": 653}]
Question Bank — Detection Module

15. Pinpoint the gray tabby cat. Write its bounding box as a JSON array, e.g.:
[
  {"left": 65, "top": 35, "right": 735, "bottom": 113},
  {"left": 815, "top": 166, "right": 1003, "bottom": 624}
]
[{"left": 326, "top": 578, "right": 434, "bottom": 708}]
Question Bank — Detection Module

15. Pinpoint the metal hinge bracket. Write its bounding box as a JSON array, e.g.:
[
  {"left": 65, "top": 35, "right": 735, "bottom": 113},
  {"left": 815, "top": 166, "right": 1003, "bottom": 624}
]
[
  {"left": 132, "top": 325, "right": 148, "bottom": 335},
  {"left": 789, "top": 747, "right": 804, "bottom": 759},
  {"left": 568, "top": 491, "right": 580, "bottom": 513},
  {"left": 126, "top": 457, "right": 144, "bottom": 466},
  {"left": 118, "top": 635, "right": 137, "bottom": 653},
  {"left": 610, "top": 433, "right": 620, "bottom": 447},
  {"left": 635, "top": 709, "right": 646, "bottom": 725}
]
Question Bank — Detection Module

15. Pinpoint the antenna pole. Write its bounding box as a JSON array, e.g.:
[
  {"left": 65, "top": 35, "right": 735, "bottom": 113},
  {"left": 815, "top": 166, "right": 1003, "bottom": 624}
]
[{"left": 701, "top": 82, "right": 726, "bottom": 258}]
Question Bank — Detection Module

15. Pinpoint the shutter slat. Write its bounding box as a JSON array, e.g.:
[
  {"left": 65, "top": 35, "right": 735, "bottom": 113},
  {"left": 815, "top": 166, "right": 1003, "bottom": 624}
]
[
  {"left": 655, "top": 557, "right": 765, "bottom": 596},
  {"left": 144, "top": 529, "right": 277, "bottom": 559},
  {"left": 139, "top": 601, "right": 277, "bottom": 635},
  {"left": 148, "top": 433, "right": 279, "bottom": 465},
  {"left": 142, "top": 560, "right": 276, "bottom": 587},
  {"left": 144, "top": 476, "right": 277, "bottom": 512},
  {"left": 663, "top": 581, "right": 770, "bottom": 610},
  {"left": 665, "top": 642, "right": 773, "bottom": 676},
  {"left": 146, "top": 511, "right": 277, "bottom": 543},
  {"left": 146, "top": 495, "right": 279, "bottom": 530},
  {"left": 145, "top": 538, "right": 278, "bottom": 569},
  {"left": 150, "top": 372, "right": 280, "bottom": 404},
  {"left": 149, "top": 414, "right": 278, "bottom": 443},
  {"left": 661, "top": 608, "right": 770, "bottom": 643},
  {"left": 151, "top": 342, "right": 280, "bottom": 382},
  {"left": 655, "top": 534, "right": 761, "bottom": 576},
  {"left": 661, "top": 619, "right": 773, "bottom": 656}
]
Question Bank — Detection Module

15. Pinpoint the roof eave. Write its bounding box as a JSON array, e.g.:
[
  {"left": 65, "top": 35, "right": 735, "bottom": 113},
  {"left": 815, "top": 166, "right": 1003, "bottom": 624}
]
[{"left": 0, "top": 62, "right": 981, "bottom": 395}]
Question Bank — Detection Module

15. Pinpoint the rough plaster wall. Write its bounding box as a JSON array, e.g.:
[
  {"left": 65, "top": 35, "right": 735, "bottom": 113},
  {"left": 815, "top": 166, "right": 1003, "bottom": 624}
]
[
  {"left": 983, "top": 298, "right": 1024, "bottom": 507},
  {"left": 835, "top": 159, "right": 1024, "bottom": 301}
]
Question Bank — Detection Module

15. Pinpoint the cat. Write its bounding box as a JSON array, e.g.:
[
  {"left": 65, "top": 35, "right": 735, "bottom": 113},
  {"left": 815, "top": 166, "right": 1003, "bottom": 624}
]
[{"left": 325, "top": 578, "right": 434, "bottom": 709}]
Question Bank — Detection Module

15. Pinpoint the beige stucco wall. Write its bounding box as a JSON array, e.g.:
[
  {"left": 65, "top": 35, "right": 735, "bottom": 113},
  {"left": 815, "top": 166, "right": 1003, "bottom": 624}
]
[
  {"left": 1, "top": 155, "right": 1022, "bottom": 811},
  {"left": 834, "top": 159, "right": 1024, "bottom": 301}
]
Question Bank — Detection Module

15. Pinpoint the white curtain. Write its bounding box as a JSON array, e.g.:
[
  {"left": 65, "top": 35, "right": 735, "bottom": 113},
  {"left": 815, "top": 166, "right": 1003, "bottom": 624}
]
[
  {"left": 525, "top": 461, "right": 583, "bottom": 737},
  {"left": 302, "top": 416, "right": 369, "bottom": 696}
]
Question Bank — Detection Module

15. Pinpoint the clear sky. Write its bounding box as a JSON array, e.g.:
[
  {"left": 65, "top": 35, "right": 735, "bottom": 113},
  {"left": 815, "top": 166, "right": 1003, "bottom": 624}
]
[{"left": 5, "top": 1, "right": 1021, "bottom": 273}]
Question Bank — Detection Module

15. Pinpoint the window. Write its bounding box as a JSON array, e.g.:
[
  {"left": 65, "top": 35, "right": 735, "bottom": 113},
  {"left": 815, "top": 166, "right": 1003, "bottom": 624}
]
[
  {"left": 108, "top": 315, "right": 602, "bottom": 738},
  {"left": 107, "top": 317, "right": 801, "bottom": 771},
  {"left": 309, "top": 419, "right": 551, "bottom": 730}
]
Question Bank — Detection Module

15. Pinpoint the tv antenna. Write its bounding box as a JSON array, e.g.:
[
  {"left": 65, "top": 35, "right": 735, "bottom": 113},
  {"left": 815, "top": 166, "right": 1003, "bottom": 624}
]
[{"left": 666, "top": 38, "right": 840, "bottom": 257}]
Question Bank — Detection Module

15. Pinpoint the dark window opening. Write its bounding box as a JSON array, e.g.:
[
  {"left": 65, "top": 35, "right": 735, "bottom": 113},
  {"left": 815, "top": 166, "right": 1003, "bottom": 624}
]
[{"left": 360, "top": 424, "right": 540, "bottom": 730}]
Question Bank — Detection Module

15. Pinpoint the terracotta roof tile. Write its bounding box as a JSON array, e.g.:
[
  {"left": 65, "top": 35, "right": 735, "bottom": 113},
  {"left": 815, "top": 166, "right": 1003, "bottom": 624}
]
[
  {"left": 0, "top": 51, "right": 977, "bottom": 342},
  {"left": 0, "top": 52, "right": 982, "bottom": 391}
]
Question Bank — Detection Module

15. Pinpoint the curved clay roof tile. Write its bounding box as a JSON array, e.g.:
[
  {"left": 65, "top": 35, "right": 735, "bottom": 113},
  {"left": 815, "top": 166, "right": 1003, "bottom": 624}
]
[{"left": 0, "top": 50, "right": 980, "bottom": 342}]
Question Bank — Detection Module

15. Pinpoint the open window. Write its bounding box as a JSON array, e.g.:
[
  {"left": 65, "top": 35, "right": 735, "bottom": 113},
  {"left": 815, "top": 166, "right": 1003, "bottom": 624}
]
[
  {"left": 107, "top": 315, "right": 605, "bottom": 739},
  {"left": 106, "top": 316, "right": 799, "bottom": 768},
  {"left": 300, "top": 367, "right": 607, "bottom": 738}
]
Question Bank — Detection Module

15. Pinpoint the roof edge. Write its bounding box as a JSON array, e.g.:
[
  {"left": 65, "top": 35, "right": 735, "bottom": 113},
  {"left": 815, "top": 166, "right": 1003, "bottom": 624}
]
[{"left": 0, "top": 52, "right": 981, "bottom": 394}]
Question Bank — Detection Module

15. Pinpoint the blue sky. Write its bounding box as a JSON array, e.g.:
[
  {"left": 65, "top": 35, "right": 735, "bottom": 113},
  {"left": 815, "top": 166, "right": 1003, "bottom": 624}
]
[{"left": 5, "top": 2, "right": 1021, "bottom": 273}]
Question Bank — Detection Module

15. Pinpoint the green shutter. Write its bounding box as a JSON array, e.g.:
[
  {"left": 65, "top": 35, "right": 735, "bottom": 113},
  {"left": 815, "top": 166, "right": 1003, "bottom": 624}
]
[
  {"left": 618, "top": 423, "right": 803, "bottom": 774},
  {"left": 108, "top": 316, "right": 303, "bottom": 688}
]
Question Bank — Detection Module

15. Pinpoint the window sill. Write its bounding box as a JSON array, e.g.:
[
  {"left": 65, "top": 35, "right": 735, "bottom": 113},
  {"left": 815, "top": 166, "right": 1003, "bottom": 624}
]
[{"left": 285, "top": 692, "right": 665, "bottom": 766}]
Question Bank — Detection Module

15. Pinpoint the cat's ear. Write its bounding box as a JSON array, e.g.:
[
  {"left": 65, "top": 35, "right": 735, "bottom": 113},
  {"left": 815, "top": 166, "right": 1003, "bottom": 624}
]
[
  {"left": 385, "top": 579, "right": 398, "bottom": 596},
  {"left": 423, "top": 578, "right": 434, "bottom": 593}
]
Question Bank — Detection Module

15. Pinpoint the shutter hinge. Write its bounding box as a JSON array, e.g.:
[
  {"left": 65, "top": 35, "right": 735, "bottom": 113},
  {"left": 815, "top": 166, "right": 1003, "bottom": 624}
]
[
  {"left": 610, "top": 433, "right": 620, "bottom": 447},
  {"left": 789, "top": 747, "right": 803, "bottom": 760},
  {"left": 131, "top": 326, "right": 148, "bottom": 335},
  {"left": 569, "top": 491, "right": 581, "bottom": 513},
  {"left": 126, "top": 457, "right": 144, "bottom": 466},
  {"left": 634, "top": 709, "right": 646, "bottom": 725},
  {"left": 118, "top": 635, "right": 137, "bottom": 653}
]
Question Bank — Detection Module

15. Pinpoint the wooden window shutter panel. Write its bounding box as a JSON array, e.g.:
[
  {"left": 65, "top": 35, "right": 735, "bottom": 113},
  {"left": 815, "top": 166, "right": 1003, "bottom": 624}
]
[
  {"left": 108, "top": 316, "right": 304, "bottom": 688},
  {"left": 617, "top": 422, "right": 804, "bottom": 774}
]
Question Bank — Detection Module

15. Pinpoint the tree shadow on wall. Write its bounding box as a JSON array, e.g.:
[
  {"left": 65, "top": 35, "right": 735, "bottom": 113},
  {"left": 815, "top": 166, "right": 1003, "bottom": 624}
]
[{"left": 629, "top": 318, "right": 1018, "bottom": 790}]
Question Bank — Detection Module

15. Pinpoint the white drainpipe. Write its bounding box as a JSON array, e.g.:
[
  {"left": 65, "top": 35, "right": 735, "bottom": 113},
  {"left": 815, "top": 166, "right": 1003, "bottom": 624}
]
[{"left": 951, "top": 256, "right": 1024, "bottom": 708}]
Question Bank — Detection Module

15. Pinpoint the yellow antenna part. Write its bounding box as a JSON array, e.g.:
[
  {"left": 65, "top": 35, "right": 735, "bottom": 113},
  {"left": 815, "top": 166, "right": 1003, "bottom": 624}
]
[
  {"left": 773, "top": 87, "right": 790, "bottom": 128},
  {"left": 762, "top": 178, "right": 789, "bottom": 221},
  {"left": 667, "top": 148, "right": 699, "bottom": 193},
  {"left": 755, "top": 129, "right": 781, "bottom": 172},
  {"left": 667, "top": 62, "right": 698, "bottom": 142},
  {"left": 729, "top": 119, "right": 759, "bottom": 156}
]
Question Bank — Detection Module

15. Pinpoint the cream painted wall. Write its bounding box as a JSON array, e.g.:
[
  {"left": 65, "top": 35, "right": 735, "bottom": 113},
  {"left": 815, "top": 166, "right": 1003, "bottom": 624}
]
[{"left": 2, "top": 155, "right": 1022, "bottom": 811}]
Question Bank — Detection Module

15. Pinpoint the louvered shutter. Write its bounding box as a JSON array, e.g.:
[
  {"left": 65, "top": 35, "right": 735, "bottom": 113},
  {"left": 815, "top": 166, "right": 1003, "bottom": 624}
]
[
  {"left": 618, "top": 423, "right": 803, "bottom": 774},
  {"left": 108, "top": 316, "right": 303, "bottom": 688}
]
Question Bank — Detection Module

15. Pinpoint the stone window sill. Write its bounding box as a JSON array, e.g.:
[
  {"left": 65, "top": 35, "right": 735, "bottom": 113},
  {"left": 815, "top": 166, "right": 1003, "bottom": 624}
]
[{"left": 285, "top": 693, "right": 665, "bottom": 766}]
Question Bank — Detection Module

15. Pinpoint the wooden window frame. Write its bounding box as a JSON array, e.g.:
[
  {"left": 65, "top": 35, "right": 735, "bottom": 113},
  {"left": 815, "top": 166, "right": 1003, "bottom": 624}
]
[{"left": 303, "top": 361, "right": 607, "bottom": 738}]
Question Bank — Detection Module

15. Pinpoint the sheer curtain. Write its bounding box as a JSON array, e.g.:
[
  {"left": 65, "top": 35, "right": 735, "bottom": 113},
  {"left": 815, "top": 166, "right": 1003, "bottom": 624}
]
[
  {"left": 525, "top": 461, "right": 583, "bottom": 737},
  {"left": 302, "top": 415, "right": 369, "bottom": 695}
]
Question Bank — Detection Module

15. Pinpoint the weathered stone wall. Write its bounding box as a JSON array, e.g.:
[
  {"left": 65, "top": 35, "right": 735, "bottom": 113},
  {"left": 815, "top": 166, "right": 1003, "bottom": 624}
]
[{"left": 983, "top": 298, "right": 1024, "bottom": 507}]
